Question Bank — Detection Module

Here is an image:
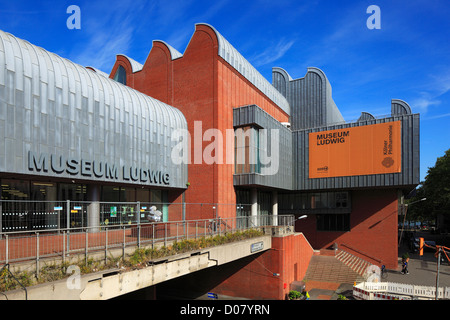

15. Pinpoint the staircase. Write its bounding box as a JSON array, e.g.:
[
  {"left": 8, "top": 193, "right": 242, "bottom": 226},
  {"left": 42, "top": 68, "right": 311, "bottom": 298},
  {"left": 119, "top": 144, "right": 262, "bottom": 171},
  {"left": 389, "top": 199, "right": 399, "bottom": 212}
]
[
  {"left": 304, "top": 250, "right": 372, "bottom": 285},
  {"left": 335, "top": 250, "right": 372, "bottom": 278}
]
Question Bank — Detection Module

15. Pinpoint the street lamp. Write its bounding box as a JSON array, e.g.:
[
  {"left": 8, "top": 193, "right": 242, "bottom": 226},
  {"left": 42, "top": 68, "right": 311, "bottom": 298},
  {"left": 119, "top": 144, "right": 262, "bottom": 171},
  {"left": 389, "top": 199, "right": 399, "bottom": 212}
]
[
  {"left": 398, "top": 197, "right": 427, "bottom": 246},
  {"left": 287, "top": 215, "right": 308, "bottom": 232},
  {"left": 406, "top": 197, "right": 427, "bottom": 207},
  {"left": 290, "top": 215, "right": 307, "bottom": 231}
]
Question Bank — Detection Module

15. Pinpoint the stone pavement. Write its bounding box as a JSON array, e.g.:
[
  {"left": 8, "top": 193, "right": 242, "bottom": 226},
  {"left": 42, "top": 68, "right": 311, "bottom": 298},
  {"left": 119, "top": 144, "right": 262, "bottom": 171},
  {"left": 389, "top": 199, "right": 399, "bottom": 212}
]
[{"left": 388, "top": 243, "right": 450, "bottom": 288}]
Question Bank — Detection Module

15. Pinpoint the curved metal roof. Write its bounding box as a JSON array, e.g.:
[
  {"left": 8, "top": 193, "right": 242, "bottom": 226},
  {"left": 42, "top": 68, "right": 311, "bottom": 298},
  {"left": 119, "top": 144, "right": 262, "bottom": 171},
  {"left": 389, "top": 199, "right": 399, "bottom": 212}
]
[
  {"left": 197, "top": 23, "right": 290, "bottom": 116},
  {"left": 153, "top": 40, "right": 183, "bottom": 60},
  {"left": 0, "top": 29, "right": 188, "bottom": 187},
  {"left": 117, "top": 54, "right": 144, "bottom": 72}
]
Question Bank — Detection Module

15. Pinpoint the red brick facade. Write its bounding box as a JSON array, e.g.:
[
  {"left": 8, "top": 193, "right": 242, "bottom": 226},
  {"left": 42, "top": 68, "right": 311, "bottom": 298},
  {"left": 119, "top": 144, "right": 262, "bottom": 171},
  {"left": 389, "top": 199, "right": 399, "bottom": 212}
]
[
  {"left": 210, "top": 233, "right": 314, "bottom": 300},
  {"left": 111, "top": 24, "right": 288, "bottom": 220},
  {"left": 296, "top": 189, "right": 399, "bottom": 269}
]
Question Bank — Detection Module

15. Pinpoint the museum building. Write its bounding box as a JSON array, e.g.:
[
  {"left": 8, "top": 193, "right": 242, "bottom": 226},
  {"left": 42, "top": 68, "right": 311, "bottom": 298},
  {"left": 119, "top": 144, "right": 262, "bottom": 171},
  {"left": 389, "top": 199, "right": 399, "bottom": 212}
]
[
  {"left": 0, "top": 24, "right": 420, "bottom": 269},
  {"left": 0, "top": 29, "right": 188, "bottom": 230}
]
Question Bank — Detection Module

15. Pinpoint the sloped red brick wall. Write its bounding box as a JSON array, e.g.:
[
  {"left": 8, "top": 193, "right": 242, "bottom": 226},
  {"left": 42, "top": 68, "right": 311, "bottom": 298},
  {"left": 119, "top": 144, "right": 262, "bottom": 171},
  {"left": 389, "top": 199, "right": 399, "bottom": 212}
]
[{"left": 211, "top": 233, "right": 314, "bottom": 300}]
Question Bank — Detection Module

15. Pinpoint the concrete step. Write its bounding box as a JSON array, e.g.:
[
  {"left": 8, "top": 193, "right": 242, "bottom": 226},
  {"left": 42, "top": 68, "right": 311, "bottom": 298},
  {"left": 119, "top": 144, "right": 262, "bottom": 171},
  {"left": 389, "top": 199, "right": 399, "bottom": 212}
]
[
  {"left": 336, "top": 250, "right": 371, "bottom": 277},
  {"left": 304, "top": 255, "right": 364, "bottom": 284}
]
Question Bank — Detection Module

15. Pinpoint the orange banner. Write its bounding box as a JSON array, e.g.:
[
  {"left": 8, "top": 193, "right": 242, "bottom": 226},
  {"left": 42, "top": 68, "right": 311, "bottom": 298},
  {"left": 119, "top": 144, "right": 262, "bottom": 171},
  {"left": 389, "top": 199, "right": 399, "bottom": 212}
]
[{"left": 309, "top": 121, "right": 401, "bottom": 178}]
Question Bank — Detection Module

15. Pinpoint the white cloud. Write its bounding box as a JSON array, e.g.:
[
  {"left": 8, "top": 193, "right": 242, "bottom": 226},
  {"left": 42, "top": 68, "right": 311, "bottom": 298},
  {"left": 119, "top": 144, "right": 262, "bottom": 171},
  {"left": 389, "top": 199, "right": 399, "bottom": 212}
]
[
  {"left": 69, "top": 1, "right": 148, "bottom": 73},
  {"left": 422, "top": 112, "right": 450, "bottom": 121},
  {"left": 410, "top": 69, "right": 450, "bottom": 114},
  {"left": 251, "top": 38, "right": 295, "bottom": 67},
  {"left": 411, "top": 95, "right": 442, "bottom": 114}
]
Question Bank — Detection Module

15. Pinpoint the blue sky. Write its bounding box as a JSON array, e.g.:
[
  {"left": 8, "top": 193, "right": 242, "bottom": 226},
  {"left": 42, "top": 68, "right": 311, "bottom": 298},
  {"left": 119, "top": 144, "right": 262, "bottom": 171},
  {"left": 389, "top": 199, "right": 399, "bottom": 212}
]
[{"left": 1, "top": 0, "right": 449, "bottom": 182}]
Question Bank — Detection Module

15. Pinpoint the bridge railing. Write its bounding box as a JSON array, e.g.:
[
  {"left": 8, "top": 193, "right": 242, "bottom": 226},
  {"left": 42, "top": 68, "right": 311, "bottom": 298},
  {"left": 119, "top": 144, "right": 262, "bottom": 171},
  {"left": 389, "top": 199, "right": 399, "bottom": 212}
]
[
  {"left": 0, "top": 214, "right": 294, "bottom": 268},
  {"left": 353, "top": 281, "right": 450, "bottom": 300}
]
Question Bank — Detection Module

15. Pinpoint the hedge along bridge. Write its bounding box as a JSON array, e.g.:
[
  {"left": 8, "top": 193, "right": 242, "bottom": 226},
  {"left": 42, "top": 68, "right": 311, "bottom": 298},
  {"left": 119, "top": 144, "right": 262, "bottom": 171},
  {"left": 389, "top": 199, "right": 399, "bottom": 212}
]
[{"left": 0, "top": 213, "right": 293, "bottom": 300}]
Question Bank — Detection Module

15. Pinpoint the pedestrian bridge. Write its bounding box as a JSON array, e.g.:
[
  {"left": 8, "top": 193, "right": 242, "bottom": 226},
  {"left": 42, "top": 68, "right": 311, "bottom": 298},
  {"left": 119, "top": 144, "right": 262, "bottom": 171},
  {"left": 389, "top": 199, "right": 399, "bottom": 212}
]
[{"left": 0, "top": 215, "right": 293, "bottom": 300}]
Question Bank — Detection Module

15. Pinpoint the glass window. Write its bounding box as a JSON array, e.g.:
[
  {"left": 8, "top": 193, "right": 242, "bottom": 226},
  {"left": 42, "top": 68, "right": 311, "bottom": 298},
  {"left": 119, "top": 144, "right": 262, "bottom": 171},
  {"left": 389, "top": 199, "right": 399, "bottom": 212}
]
[
  {"left": 258, "top": 191, "right": 271, "bottom": 215},
  {"left": 136, "top": 188, "right": 150, "bottom": 202},
  {"left": 1, "top": 179, "right": 30, "bottom": 200},
  {"left": 336, "top": 192, "right": 348, "bottom": 208},
  {"left": 58, "top": 183, "right": 87, "bottom": 201},
  {"left": 31, "top": 181, "right": 56, "bottom": 201},
  {"left": 102, "top": 186, "right": 120, "bottom": 202},
  {"left": 121, "top": 187, "right": 136, "bottom": 202},
  {"left": 235, "top": 126, "right": 260, "bottom": 174},
  {"left": 113, "top": 65, "right": 127, "bottom": 85},
  {"left": 317, "top": 214, "right": 350, "bottom": 232},
  {"left": 151, "top": 190, "right": 162, "bottom": 204},
  {"left": 236, "top": 190, "right": 250, "bottom": 218}
]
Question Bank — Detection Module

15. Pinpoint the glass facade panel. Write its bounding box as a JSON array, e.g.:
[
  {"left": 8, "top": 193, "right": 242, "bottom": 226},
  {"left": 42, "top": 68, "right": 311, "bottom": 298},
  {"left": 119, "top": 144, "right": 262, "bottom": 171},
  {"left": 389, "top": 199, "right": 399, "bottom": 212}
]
[
  {"left": 236, "top": 190, "right": 250, "bottom": 218},
  {"left": 1, "top": 179, "right": 30, "bottom": 200},
  {"left": 316, "top": 214, "right": 350, "bottom": 232},
  {"left": 279, "top": 191, "right": 351, "bottom": 215},
  {"left": 258, "top": 191, "right": 271, "bottom": 215},
  {"left": 136, "top": 188, "right": 150, "bottom": 202},
  {"left": 102, "top": 186, "right": 121, "bottom": 202},
  {"left": 58, "top": 183, "right": 87, "bottom": 202},
  {"left": 31, "top": 181, "right": 56, "bottom": 201},
  {"left": 235, "top": 126, "right": 260, "bottom": 174},
  {"left": 113, "top": 65, "right": 127, "bottom": 85}
]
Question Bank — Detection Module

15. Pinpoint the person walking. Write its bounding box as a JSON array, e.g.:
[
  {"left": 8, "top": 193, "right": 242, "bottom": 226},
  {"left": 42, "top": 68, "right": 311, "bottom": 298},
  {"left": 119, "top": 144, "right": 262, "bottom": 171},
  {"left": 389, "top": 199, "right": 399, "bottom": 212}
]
[{"left": 401, "top": 253, "right": 409, "bottom": 275}]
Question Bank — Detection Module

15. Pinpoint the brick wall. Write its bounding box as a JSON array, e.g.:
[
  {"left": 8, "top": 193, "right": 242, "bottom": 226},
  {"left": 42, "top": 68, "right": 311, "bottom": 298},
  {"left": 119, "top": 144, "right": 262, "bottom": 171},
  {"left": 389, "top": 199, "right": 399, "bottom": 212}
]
[
  {"left": 296, "top": 189, "right": 399, "bottom": 269},
  {"left": 211, "top": 233, "right": 314, "bottom": 300},
  {"left": 113, "top": 24, "right": 288, "bottom": 221}
]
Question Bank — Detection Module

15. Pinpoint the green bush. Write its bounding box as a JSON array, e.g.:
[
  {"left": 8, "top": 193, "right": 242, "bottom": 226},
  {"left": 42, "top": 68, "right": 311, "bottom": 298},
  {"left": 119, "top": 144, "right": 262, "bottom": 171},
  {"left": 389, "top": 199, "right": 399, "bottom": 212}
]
[{"left": 288, "top": 290, "right": 302, "bottom": 300}]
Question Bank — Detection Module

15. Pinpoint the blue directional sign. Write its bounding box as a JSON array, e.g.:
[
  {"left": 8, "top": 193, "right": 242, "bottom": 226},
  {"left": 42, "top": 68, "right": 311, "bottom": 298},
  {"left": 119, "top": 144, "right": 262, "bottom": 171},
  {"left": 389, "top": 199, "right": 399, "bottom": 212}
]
[{"left": 207, "top": 292, "right": 218, "bottom": 299}]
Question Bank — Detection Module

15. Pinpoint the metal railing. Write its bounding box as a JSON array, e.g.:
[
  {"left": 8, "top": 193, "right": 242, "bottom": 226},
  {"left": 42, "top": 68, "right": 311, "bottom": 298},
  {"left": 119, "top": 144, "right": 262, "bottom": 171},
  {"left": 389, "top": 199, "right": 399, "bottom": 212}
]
[
  {"left": 0, "top": 200, "right": 259, "bottom": 233},
  {"left": 354, "top": 281, "right": 450, "bottom": 300},
  {"left": 0, "top": 214, "right": 294, "bottom": 268}
]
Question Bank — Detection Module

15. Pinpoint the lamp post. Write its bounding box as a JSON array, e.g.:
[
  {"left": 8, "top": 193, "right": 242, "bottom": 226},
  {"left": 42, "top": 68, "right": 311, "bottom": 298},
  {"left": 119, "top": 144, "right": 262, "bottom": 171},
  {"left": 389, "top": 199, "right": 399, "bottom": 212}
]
[
  {"left": 398, "top": 197, "right": 426, "bottom": 246},
  {"left": 290, "top": 215, "right": 307, "bottom": 232}
]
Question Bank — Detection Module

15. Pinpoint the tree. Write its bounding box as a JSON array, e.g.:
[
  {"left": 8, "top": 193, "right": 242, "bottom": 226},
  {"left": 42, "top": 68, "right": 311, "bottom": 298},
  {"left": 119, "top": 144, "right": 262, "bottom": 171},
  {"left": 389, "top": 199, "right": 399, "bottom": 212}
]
[{"left": 408, "top": 149, "right": 450, "bottom": 224}]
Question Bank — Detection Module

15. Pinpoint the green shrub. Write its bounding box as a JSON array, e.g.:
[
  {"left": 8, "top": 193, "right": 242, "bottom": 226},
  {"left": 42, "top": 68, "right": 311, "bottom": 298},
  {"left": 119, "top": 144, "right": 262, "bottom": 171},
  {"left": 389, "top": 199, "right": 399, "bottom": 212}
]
[{"left": 288, "top": 290, "right": 302, "bottom": 300}]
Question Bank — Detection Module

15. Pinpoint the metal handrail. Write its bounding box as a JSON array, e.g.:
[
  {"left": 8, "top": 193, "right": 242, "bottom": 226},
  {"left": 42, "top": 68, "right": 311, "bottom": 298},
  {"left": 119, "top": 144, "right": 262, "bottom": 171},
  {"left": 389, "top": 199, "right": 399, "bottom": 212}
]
[
  {"left": 0, "top": 264, "right": 27, "bottom": 300},
  {"left": 340, "top": 243, "right": 382, "bottom": 265},
  {"left": 0, "top": 215, "right": 294, "bottom": 269}
]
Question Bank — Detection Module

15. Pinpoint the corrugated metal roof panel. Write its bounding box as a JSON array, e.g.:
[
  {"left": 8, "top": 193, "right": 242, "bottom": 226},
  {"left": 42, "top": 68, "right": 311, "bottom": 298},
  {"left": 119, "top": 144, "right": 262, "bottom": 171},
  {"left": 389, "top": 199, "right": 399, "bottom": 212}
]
[
  {"left": 153, "top": 40, "right": 183, "bottom": 60},
  {"left": 117, "top": 54, "right": 144, "bottom": 72}
]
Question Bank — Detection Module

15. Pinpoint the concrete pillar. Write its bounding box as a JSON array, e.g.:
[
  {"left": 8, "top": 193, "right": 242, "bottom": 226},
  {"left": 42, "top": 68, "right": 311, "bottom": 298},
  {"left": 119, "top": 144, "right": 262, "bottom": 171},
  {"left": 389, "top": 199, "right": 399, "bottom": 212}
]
[
  {"left": 251, "top": 188, "right": 258, "bottom": 227},
  {"left": 87, "top": 184, "right": 100, "bottom": 232},
  {"left": 272, "top": 190, "right": 278, "bottom": 226}
]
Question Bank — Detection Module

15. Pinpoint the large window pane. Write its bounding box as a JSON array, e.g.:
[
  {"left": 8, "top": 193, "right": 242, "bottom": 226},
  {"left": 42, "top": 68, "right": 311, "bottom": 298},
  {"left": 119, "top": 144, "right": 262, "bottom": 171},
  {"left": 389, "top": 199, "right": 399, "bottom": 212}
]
[
  {"left": 1, "top": 179, "right": 30, "bottom": 200},
  {"left": 113, "top": 65, "right": 127, "bottom": 85},
  {"left": 235, "top": 126, "right": 260, "bottom": 174}
]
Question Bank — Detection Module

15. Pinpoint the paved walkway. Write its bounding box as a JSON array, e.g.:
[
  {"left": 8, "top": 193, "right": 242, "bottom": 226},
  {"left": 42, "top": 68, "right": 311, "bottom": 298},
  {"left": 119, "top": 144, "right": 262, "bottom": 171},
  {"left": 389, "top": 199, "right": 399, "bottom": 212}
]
[
  {"left": 388, "top": 243, "right": 450, "bottom": 288},
  {"left": 303, "top": 239, "right": 450, "bottom": 300}
]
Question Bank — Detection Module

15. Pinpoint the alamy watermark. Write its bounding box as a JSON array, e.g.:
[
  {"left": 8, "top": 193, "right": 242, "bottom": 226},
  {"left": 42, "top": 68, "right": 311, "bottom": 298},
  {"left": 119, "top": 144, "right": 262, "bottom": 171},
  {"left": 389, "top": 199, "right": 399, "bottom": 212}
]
[
  {"left": 367, "top": 5, "right": 381, "bottom": 30},
  {"left": 66, "top": 265, "right": 81, "bottom": 290},
  {"left": 171, "top": 121, "right": 280, "bottom": 176},
  {"left": 67, "top": 5, "right": 81, "bottom": 30},
  {"left": 365, "top": 264, "right": 382, "bottom": 282}
]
